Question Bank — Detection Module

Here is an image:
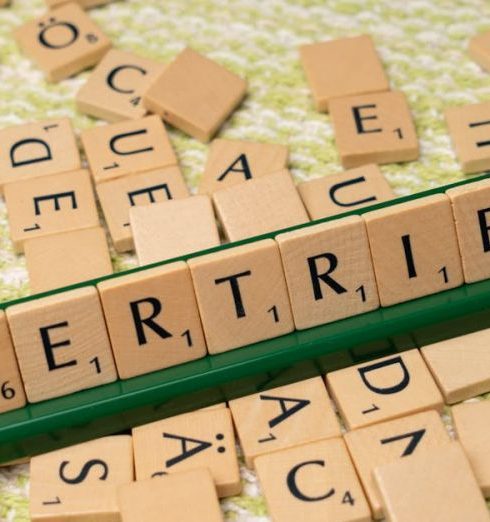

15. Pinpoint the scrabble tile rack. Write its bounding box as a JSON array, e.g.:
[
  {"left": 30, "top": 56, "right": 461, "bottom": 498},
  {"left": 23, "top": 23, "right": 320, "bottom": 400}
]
[{"left": 0, "top": 173, "right": 489, "bottom": 463}]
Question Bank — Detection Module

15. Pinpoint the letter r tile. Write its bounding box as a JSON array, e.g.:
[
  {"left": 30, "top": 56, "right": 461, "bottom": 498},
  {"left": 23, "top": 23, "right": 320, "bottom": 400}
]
[
  {"left": 132, "top": 408, "right": 240, "bottom": 497},
  {"left": 6, "top": 287, "right": 117, "bottom": 403},
  {"left": 228, "top": 377, "right": 341, "bottom": 468},
  {"left": 326, "top": 349, "right": 443, "bottom": 430},
  {"left": 188, "top": 239, "right": 294, "bottom": 354}
]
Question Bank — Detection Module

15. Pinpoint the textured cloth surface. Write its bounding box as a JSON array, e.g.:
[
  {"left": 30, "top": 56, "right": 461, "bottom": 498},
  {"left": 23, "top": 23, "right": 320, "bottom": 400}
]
[{"left": 1, "top": 0, "right": 490, "bottom": 520}]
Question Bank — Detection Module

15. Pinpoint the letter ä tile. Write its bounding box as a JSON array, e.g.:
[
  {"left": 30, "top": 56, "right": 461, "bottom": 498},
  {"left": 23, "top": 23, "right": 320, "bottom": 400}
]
[
  {"left": 228, "top": 377, "right": 341, "bottom": 468},
  {"left": 6, "top": 287, "right": 117, "bottom": 403},
  {"left": 30, "top": 435, "right": 133, "bottom": 521},
  {"left": 188, "top": 238, "right": 294, "bottom": 354},
  {"left": 255, "top": 438, "right": 371, "bottom": 522},
  {"left": 0, "top": 119, "right": 81, "bottom": 192},
  {"left": 326, "top": 349, "right": 443, "bottom": 430},
  {"left": 14, "top": 3, "right": 111, "bottom": 82},
  {"left": 132, "top": 408, "right": 241, "bottom": 497},
  {"left": 81, "top": 115, "right": 177, "bottom": 183}
]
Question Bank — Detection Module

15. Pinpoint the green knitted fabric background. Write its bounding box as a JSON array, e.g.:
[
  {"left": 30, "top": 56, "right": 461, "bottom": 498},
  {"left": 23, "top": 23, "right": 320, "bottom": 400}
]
[{"left": 1, "top": 0, "right": 490, "bottom": 520}]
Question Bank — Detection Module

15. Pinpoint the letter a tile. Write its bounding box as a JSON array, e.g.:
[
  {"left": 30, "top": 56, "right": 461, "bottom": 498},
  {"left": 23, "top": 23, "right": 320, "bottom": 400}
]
[
  {"left": 5, "top": 169, "right": 99, "bottom": 253},
  {"left": 132, "top": 408, "right": 240, "bottom": 497},
  {"left": 14, "top": 3, "right": 111, "bottom": 82},
  {"left": 363, "top": 194, "right": 463, "bottom": 306},
  {"left": 330, "top": 91, "right": 419, "bottom": 168},
  {"left": 117, "top": 469, "right": 223, "bottom": 522},
  {"left": 297, "top": 164, "right": 395, "bottom": 220},
  {"left": 188, "top": 239, "right": 294, "bottom": 354},
  {"left": 0, "top": 119, "right": 80, "bottom": 192},
  {"left": 255, "top": 438, "right": 371, "bottom": 522},
  {"left": 6, "top": 287, "right": 117, "bottom": 403},
  {"left": 276, "top": 215, "right": 379, "bottom": 330},
  {"left": 81, "top": 115, "right": 177, "bottom": 183},
  {"left": 228, "top": 377, "right": 341, "bottom": 468},
  {"left": 373, "top": 442, "right": 490, "bottom": 522},
  {"left": 30, "top": 435, "right": 133, "bottom": 522},
  {"left": 344, "top": 410, "right": 451, "bottom": 519},
  {"left": 326, "top": 349, "right": 443, "bottom": 430},
  {"left": 447, "top": 178, "right": 490, "bottom": 283},
  {"left": 98, "top": 262, "right": 207, "bottom": 379}
]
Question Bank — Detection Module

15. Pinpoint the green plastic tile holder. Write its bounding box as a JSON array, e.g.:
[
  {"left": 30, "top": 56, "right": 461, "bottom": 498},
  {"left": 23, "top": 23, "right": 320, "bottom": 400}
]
[{"left": 0, "top": 173, "right": 489, "bottom": 463}]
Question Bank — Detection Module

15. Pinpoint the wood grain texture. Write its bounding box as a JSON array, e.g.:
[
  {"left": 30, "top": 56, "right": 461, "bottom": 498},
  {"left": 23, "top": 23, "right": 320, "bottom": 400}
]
[
  {"left": 77, "top": 49, "right": 166, "bottom": 122},
  {"left": 326, "top": 349, "right": 444, "bottom": 430},
  {"left": 4, "top": 169, "right": 99, "bottom": 253},
  {"left": 81, "top": 115, "right": 176, "bottom": 183},
  {"left": 6, "top": 286, "right": 117, "bottom": 402},
  {"left": 14, "top": 3, "right": 111, "bottom": 82},
  {"left": 188, "top": 238, "right": 294, "bottom": 354},
  {"left": 300, "top": 34, "right": 389, "bottom": 112},
  {"left": 97, "top": 166, "right": 189, "bottom": 252},
  {"left": 143, "top": 47, "right": 247, "bottom": 142},
  {"left": 330, "top": 90, "right": 419, "bottom": 168}
]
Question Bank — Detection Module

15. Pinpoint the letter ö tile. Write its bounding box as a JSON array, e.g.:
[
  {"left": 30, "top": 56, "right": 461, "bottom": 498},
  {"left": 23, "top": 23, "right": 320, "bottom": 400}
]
[
  {"left": 326, "top": 349, "right": 443, "bottom": 430},
  {"left": 14, "top": 3, "right": 111, "bottom": 82},
  {"left": 363, "top": 194, "right": 463, "bottom": 306},
  {"left": 4, "top": 169, "right": 99, "bottom": 253},
  {"left": 76, "top": 49, "right": 166, "bottom": 122},
  {"left": 30, "top": 435, "right": 133, "bottom": 522},
  {"left": 81, "top": 115, "right": 177, "bottom": 183},
  {"left": 0, "top": 118, "right": 81, "bottom": 191},
  {"left": 276, "top": 215, "right": 379, "bottom": 330},
  {"left": 188, "top": 239, "right": 294, "bottom": 354},
  {"left": 6, "top": 287, "right": 117, "bottom": 403},
  {"left": 97, "top": 262, "right": 207, "bottom": 379},
  {"left": 297, "top": 164, "right": 395, "bottom": 220},
  {"left": 255, "top": 438, "right": 371, "bottom": 522}
]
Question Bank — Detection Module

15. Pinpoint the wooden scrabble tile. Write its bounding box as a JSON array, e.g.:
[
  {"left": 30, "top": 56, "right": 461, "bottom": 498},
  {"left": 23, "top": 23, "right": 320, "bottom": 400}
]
[
  {"left": 46, "top": 0, "right": 115, "bottom": 9},
  {"left": 77, "top": 49, "right": 166, "bottom": 122},
  {"left": 0, "top": 118, "right": 81, "bottom": 191},
  {"left": 7, "top": 286, "right": 117, "bottom": 402},
  {"left": 198, "top": 139, "right": 288, "bottom": 195},
  {"left": 373, "top": 442, "right": 490, "bottom": 522},
  {"left": 5, "top": 169, "right": 99, "bottom": 253},
  {"left": 0, "top": 310, "right": 27, "bottom": 414},
  {"left": 300, "top": 35, "right": 389, "bottom": 112},
  {"left": 0, "top": 0, "right": 10, "bottom": 6},
  {"left": 445, "top": 102, "right": 490, "bottom": 174},
  {"left": 229, "top": 377, "right": 341, "bottom": 468},
  {"left": 469, "top": 31, "right": 490, "bottom": 73},
  {"left": 276, "top": 215, "right": 379, "bottom": 330},
  {"left": 212, "top": 170, "right": 309, "bottom": 242},
  {"left": 24, "top": 227, "right": 113, "bottom": 294},
  {"left": 330, "top": 91, "right": 419, "bottom": 168},
  {"left": 130, "top": 195, "right": 220, "bottom": 265},
  {"left": 98, "top": 262, "right": 206, "bottom": 379},
  {"left": 452, "top": 401, "right": 490, "bottom": 496},
  {"left": 132, "top": 407, "right": 240, "bottom": 497},
  {"left": 14, "top": 3, "right": 111, "bottom": 82},
  {"left": 297, "top": 164, "right": 395, "bottom": 220},
  {"left": 30, "top": 435, "right": 133, "bottom": 522},
  {"left": 118, "top": 469, "right": 223, "bottom": 522},
  {"left": 143, "top": 47, "right": 247, "bottom": 142},
  {"left": 255, "top": 438, "right": 371, "bottom": 522},
  {"left": 81, "top": 115, "right": 176, "bottom": 183},
  {"left": 97, "top": 166, "right": 189, "bottom": 252},
  {"left": 447, "top": 178, "right": 490, "bottom": 283},
  {"left": 363, "top": 194, "right": 463, "bottom": 306},
  {"left": 326, "top": 349, "right": 444, "bottom": 430},
  {"left": 344, "top": 410, "right": 451, "bottom": 519},
  {"left": 420, "top": 328, "right": 490, "bottom": 403},
  {"left": 188, "top": 239, "right": 294, "bottom": 354}
]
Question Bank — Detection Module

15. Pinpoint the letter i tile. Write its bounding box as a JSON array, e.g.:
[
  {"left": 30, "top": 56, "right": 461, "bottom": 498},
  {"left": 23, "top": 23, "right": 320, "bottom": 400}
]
[
  {"left": 326, "top": 349, "right": 443, "bottom": 430},
  {"left": 132, "top": 408, "right": 241, "bottom": 497}
]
